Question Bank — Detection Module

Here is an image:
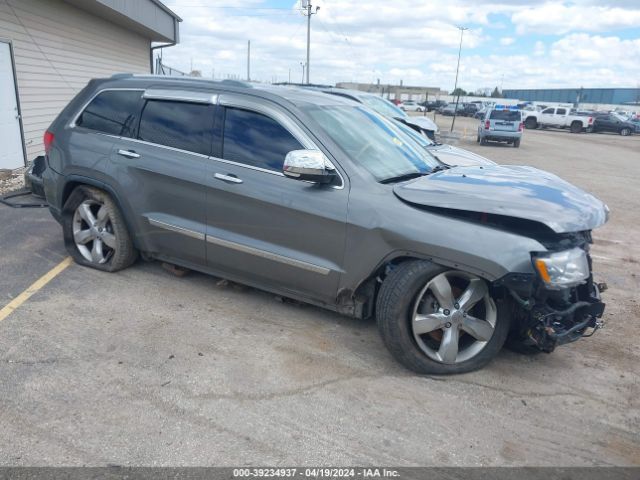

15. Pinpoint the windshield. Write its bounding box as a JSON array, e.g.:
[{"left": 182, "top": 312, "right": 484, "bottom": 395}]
[
  {"left": 612, "top": 112, "right": 628, "bottom": 122},
  {"left": 358, "top": 94, "right": 408, "bottom": 119},
  {"left": 305, "top": 105, "right": 439, "bottom": 182}
]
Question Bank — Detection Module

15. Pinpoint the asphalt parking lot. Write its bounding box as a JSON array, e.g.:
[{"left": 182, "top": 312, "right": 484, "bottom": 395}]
[{"left": 0, "top": 117, "right": 639, "bottom": 467}]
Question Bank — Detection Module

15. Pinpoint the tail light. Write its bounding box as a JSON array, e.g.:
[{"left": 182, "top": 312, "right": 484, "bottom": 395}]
[
  {"left": 484, "top": 120, "right": 490, "bottom": 130},
  {"left": 519, "top": 122, "right": 524, "bottom": 132},
  {"left": 588, "top": 117, "right": 593, "bottom": 124},
  {"left": 43, "top": 131, "right": 54, "bottom": 155}
]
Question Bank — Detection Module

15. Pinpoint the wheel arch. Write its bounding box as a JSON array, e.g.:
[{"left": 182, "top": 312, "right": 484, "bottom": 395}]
[
  {"left": 348, "top": 251, "right": 500, "bottom": 320},
  {"left": 60, "top": 176, "right": 142, "bottom": 251}
]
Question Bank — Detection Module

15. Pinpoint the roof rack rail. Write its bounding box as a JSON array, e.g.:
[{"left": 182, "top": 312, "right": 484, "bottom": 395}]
[{"left": 110, "top": 73, "right": 134, "bottom": 79}]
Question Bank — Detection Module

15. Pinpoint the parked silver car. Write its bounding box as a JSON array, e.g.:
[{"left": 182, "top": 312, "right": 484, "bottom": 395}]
[
  {"left": 42, "top": 75, "right": 608, "bottom": 374},
  {"left": 478, "top": 106, "right": 524, "bottom": 147}
]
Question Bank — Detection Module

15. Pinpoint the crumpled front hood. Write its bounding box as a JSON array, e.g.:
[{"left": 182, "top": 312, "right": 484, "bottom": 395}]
[
  {"left": 394, "top": 165, "right": 609, "bottom": 233},
  {"left": 426, "top": 144, "right": 497, "bottom": 167}
]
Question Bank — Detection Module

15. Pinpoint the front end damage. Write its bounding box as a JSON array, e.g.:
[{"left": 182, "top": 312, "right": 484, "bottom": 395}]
[{"left": 494, "top": 232, "right": 606, "bottom": 353}]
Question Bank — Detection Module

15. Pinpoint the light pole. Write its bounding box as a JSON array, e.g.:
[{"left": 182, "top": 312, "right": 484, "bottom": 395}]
[
  {"left": 300, "top": 61, "right": 306, "bottom": 83},
  {"left": 302, "top": 0, "right": 320, "bottom": 84},
  {"left": 450, "top": 26, "right": 469, "bottom": 133}
]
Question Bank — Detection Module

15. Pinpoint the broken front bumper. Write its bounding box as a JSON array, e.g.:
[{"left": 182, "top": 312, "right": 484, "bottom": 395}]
[{"left": 498, "top": 271, "right": 606, "bottom": 353}]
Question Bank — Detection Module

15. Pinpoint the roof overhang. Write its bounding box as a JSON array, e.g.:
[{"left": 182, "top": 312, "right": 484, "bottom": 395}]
[{"left": 63, "top": 0, "right": 181, "bottom": 43}]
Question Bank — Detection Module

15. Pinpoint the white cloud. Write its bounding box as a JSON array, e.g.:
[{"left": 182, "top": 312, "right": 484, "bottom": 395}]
[
  {"left": 512, "top": 3, "right": 640, "bottom": 34},
  {"left": 160, "top": 0, "right": 640, "bottom": 90}
]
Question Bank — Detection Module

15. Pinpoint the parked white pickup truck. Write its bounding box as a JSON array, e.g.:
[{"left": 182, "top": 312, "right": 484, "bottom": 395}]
[{"left": 523, "top": 106, "right": 594, "bottom": 133}]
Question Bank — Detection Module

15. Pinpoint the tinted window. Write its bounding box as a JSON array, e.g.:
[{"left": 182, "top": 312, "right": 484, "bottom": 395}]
[
  {"left": 76, "top": 90, "right": 141, "bottom": 137},
  {"left": 138, "top": 100, "right": 214, "bottom": 156},
  {"left": 489, "top": 110, "right": 521, "bottom": 121},
  {"left": 556, "top": 108, "right": 567, "bottom": 115},
  {"left": 541, "top": 108, "right": 554, "bottom": 114},
  {"left": 222, "top": 108, "right": 302, "bottom": 171}
]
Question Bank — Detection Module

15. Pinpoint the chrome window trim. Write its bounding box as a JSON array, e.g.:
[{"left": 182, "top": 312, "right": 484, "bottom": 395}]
[
  {"left": 143, "top": 89, "right": 218, "bottom": 104},
  {"left": 205, "top": 234, "right": 330, "bottom": 275},
  {"left": 120, "top": 136, "right": 211, "bottom": 159},
  {"left": 209, "top": 156, "right": 285, "bottom": 177},
  {"left": 68, "top": 88, "right": 144, "bottom": 129},
  {"left": 218, "top": 93, "right": 345, "bottom": 189},
  {"left": 147, "top": 217, "right": 205, "bottom": 241}
]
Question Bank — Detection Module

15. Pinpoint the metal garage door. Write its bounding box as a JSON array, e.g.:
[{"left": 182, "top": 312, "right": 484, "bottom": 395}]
[{"left": 0, "top": 40, "right": 25, "bottom": 169}]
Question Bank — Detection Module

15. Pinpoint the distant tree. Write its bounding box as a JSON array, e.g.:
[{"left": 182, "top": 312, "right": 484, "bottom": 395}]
[
  {"left": 451, "top": 87, "right": 467, "bottom": 96},
  {"left": 490, "top": 87, "right": 502, "bottom": 98},
  {"left": 189, "top": 70, "right": 202, "bottom": 77}
]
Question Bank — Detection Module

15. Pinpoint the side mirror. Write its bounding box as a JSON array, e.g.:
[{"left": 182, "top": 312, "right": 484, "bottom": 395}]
[{"left": 283, "top": 150, "right": 337, "bottom": 184}]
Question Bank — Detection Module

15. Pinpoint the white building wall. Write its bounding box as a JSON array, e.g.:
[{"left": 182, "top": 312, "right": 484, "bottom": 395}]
[{"left": 0, "top": 0, "right": 150, "bottom": 161}]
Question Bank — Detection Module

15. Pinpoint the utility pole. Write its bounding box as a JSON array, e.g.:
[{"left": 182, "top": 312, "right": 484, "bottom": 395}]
[
  {"left": 247, "top": 40, "right": 251, "bottom": 82},
  {"left": 302, "top": 0, "right": 320, "bottom": 84},
  {"left": 450, "top": 26, "right": 468, "bottom": 133},
  {"left": 300, "top": 62, "right": 305, "bottom": 83}
]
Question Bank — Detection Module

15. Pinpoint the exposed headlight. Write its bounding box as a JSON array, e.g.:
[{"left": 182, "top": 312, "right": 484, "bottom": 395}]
[{"left": 533, "top": 247, "right": 590, "bottom": 289}]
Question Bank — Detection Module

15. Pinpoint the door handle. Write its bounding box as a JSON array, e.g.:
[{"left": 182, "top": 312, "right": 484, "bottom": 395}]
[
  {"left": 214, "top": 173, "right": 243, "bottom": 184},
  {"left": 118, "top": 149, "right": 140, "bottom": 159}
]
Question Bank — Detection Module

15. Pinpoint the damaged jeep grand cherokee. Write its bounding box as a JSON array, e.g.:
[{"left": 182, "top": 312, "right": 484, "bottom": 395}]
[{"left": 42, "top": 75, "right": 608, "bottom": 374}]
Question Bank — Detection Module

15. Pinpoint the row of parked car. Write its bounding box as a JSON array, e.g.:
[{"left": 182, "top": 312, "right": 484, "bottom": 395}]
[
  {"left": 521, "top": 106, "right": 639, "bottom": 136},
  {"left": 396, "top": 97, "right": 638, "bottom": 136}
]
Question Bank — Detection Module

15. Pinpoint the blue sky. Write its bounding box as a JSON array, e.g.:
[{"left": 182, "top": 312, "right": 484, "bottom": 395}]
[{"left": 161, "top": 0, "right": 640, "bottom": 92}]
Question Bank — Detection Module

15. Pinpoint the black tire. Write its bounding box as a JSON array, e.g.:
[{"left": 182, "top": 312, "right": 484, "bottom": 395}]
[
  {"left": 620, "top": 128, "right": 631, "bottom": 136},
  {"left": 570, "top": 121, "right": 582, "bottom": 133},
  {"left": 375, "top": 260, "right": 510, "bottom": 375},
  {"left": 513, "top": 139, "right": 521, "bottom": 148},
  {"left": 476, "top": 133, "right": 480, "bottom": 143},
  {"left": 524, "top": 117, "right": 537, "bottom": 129},
  {"left": 480, "top": 137, "right": 488, "bottom": 145},
  {"left": 62, "top": 185, "right": 137, "bottom": 272}
]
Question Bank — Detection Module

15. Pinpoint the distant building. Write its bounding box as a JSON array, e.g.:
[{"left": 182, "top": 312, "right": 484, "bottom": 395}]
[
  {"left": 0, "top": 0, "right": 181, "bottom": 169},
  {"left": 336, "top": 82, "right": 447, "bottom": 101},
  {"left": 503, "top": 88, "right": 640, "bottom": 107}
]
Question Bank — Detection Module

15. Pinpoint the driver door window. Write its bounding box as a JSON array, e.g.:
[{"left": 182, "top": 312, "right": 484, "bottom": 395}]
[{"left": 222, "top": 107, "right": 302, "bottom": 171}]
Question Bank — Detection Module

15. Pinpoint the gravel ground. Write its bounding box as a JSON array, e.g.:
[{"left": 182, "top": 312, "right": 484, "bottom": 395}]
[{"left": 0, "top": 167, "right": 26, "bottom": 195}]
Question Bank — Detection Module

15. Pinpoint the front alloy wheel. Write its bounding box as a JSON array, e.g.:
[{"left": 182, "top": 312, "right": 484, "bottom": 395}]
[
  {"left": 376, "top": 261, "right": 510, "bottom": 374},
  {"left": 411, "top": 271, "right": 496, "bottom": 364}
]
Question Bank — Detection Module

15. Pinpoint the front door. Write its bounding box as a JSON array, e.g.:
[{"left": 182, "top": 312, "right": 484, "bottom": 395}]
[
  {"left": 205, "top": 97, "right": 349, "bottom": 304},
  {"left": 0, "top": 41, "right": 25, "bottom": 169}
]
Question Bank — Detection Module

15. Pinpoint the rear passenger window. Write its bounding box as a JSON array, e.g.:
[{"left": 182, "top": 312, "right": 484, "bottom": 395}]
[
  {"left": 489, "top": 110, "right": 521, "bottom": 121},
  {"left": 76, "top": 90, "right": 141, "bottom": 137},
  {"left": 541, "top": 108, "right": 555, "bottom": 114},
  {"left": 222, "top": 107, "right": 302, "bottom": 171},
  {"left": 138, "top": 100, "right": 214, "bottom": 156},
  {"left": 556, "top": 108, "right": 566, "bottom": 115}
]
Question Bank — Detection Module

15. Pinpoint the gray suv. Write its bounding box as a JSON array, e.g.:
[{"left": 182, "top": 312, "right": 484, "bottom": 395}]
[{"left": 42, "top": 75, "right": 608, "bottom": 374}]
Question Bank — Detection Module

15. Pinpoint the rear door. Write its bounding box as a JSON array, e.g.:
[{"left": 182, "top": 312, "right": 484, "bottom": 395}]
[
  {"left": 204, "top": 94, "right": 349, "bottom": 304},
  {"left": 111, "top": 90, "right": 216, "bottom": 266},
  {"left": 551, "top": 108, "right": 567, "bottom": 127}
]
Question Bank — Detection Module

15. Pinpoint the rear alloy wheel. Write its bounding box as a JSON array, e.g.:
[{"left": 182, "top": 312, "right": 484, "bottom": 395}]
[
  {"left": 63, "top": 186, "right": 137, "bottom": 272},
  {"left": 620, "top": 128, "right": 631, "bottom": 136},
  {"left": 376, "top": 261, "right": 510, "bottom": 374},
  {"left": 570, "top": 122, "right": 582, "bottom": 133}
]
